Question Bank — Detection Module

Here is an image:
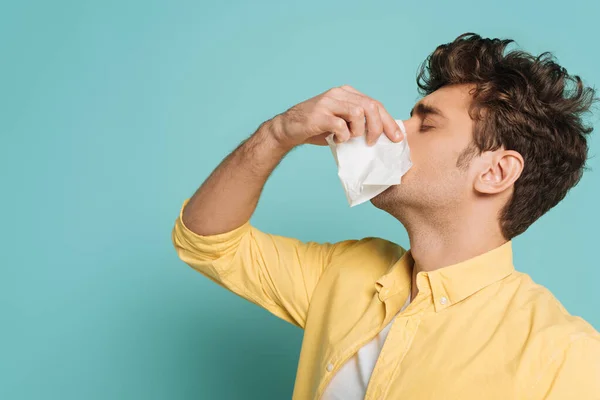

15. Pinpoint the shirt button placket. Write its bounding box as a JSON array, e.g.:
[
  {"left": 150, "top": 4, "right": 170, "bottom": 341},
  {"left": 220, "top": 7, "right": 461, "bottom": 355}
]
[{"left": 379, "top": 288, "right": 390, "bottom": 302}]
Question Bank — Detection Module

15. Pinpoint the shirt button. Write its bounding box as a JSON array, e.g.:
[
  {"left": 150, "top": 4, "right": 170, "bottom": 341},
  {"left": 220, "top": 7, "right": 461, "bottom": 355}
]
[
  {"left": 326, "top": 363, "right": 334, "bottom": 372},
  {"left": 440, "top": 296, "right": 448, "bottom": 305}
]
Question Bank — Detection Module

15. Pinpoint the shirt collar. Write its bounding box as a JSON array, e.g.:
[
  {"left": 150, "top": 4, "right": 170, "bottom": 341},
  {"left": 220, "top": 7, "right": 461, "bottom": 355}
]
[{"left": 376, "top": 241, "right": 515, "bottom": 313}]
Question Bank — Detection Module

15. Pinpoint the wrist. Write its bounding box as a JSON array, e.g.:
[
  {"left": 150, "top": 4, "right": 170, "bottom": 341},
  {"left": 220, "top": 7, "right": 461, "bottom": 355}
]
[{"left": 256, "top": 115, "right": 295, "bottom": 153}]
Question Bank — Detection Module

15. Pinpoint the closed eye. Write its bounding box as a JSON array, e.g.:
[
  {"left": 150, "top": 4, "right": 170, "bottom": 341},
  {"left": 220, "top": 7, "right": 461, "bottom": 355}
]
[{"left": 419, "top": 115, "right": 437, "bottom": 131}]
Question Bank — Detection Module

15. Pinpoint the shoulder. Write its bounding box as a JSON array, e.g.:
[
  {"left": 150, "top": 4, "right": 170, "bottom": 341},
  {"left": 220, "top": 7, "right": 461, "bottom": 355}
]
[
  {"left": 527, "top": 325, "right": 600, "bottom": 398},
  {"left": 509, "top": 272, "right": 600, "bottom": 396},
  {"left": 510, "top": 271, "right": 598, "bottom": 337},
  {"left": 330, "top": 236, "right": 407, "bottom": 265},
  {"left": 320, "top": 236, "right": 407, "bottom": 286}
]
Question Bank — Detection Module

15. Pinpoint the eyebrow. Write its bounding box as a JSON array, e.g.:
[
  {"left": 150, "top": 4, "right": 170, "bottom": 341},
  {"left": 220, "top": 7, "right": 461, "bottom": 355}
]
[{"left": 409, "top": 102, "right": 446, "bottom": 119}]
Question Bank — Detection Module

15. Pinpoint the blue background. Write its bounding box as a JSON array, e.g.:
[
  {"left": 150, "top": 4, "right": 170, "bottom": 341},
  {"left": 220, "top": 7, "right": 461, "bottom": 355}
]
[{"left": 2, "top": 1, "right": 598, "bottom": 399}]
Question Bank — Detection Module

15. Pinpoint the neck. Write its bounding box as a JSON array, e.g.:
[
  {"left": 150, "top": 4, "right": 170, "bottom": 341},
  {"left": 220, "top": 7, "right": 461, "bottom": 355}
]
[{"left": 402, "top": 206, "right": 507, "bottom": 301}]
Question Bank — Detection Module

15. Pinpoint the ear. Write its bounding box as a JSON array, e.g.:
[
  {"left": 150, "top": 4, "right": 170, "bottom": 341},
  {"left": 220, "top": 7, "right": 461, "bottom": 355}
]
[{"left": 474, "top": 150, "right": 524, "bottom": 195}]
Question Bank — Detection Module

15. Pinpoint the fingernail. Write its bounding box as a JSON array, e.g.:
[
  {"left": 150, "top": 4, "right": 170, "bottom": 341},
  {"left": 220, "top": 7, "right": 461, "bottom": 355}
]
[{"left": 394, "top": 130, "right": 402, "bottom": 140}]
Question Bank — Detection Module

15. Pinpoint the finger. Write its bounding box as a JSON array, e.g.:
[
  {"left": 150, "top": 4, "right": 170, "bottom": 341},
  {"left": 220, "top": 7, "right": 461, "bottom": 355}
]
[
  {"left": 339, "top": 85, "right": 403, "bottom": 143},
  {"left": 364, "top": 102, "right": 384, "bottom": 146},
  {"left": 333, "top": 86, "right": 384, "bottom": 145},
  {"left": 320, "top": 96, "right": 366, "bottom": 138},
  {"left": 378, "top": 106, "right": 404, "bottom": 143},
  {"left": 318, "top": 115, "right": 351, "bottom": 143}
]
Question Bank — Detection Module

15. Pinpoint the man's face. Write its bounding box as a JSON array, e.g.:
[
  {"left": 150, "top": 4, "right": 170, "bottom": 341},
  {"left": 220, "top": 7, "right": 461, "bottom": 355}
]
[{"left": 371, "top": 84, "right": 477, "bottom": 215}]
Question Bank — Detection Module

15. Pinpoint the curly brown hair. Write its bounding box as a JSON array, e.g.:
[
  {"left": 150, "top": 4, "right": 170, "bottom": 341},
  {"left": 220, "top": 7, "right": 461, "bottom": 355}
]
[{"left": 417, "top": 33, "right": 598, "bottom": 239}]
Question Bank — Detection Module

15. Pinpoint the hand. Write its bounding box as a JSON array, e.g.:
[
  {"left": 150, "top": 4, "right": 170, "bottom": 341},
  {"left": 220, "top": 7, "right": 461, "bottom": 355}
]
[{"left": 268, "top": 85, "right": 404, "bottom": 149}]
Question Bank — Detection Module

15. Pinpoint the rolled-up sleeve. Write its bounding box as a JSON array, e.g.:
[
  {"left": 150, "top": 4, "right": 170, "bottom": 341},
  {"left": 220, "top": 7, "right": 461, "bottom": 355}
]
[{"left": 171, "top": 198, "right": 351, "bottom": 328}]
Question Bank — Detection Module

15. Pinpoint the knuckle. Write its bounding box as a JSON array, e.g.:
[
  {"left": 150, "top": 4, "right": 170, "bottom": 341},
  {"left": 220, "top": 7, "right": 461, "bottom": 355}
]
[
  {"left": 350, "top": 106, "right": 363, "bottom": 117},
  {"left": 340, "top": 84, "right": 353, "bottom": 91},
  {"left": 315, "top": 96, "right": 329, "bottom": 107},
  {"left": 329, "top": 87, "right": 343, "bottom": 95},
  {"left": 367, "top": 101, "right": 379, "bottom": 111},
  {"left": 335, "top": 119, "right": 347, "bottom": 130}
]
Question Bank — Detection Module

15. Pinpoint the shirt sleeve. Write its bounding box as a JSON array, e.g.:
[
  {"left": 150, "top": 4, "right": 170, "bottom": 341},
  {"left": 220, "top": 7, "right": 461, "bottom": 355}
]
[
  {"left": 529, "top": 333, "right": 600, "bottom": 399},
  {"left": 171, "top": 198, "right": 354, "bottom": 329}
]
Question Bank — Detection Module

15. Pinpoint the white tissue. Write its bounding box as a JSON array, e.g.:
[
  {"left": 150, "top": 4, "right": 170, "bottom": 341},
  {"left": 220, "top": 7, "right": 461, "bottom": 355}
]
[{"left": 325, "top": 119, "right": 412, "bottom": 207}]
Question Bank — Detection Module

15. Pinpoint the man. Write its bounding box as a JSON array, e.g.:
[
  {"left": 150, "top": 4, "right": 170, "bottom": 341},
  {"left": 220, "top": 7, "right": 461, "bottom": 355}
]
[{"left": 171, "top": 33, "right": 600, "bottom": 399}]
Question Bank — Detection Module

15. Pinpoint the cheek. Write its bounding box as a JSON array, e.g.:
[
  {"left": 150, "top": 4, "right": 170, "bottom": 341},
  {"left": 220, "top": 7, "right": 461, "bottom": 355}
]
[
  {"left": 411, "top": 134, "right": 466, "bottom": 170},
  {"left": 401, "top": 148, "right": 467, "bottom": 193},
  {"left": 407, "top": 146, "right": 449, "bottom": 180}
]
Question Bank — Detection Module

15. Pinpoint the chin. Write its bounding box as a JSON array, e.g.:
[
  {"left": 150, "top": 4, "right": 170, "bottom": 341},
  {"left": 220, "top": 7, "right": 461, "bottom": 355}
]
[
  {"left": 370, "top": 184, "right": 417, "bottom": 216},
  {"left": 370, "top": 186, "right": 397, "bottom": 210}
]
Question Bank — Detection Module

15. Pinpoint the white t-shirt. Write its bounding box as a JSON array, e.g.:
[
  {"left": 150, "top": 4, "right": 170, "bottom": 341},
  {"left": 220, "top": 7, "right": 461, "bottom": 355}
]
[{"left": 321, "top": 293, "right": 412, "bottom": 400}]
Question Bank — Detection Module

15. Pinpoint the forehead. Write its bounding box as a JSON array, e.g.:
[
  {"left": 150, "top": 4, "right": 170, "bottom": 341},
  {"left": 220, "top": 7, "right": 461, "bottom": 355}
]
[{"left": 419, "top": 84, "right": 474, "bottom": 121}]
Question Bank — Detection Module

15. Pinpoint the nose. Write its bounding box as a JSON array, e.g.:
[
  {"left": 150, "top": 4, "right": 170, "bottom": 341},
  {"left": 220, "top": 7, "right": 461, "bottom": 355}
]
[
  {"left": 401, "top": 118, "right": 416, "bottom": 133},
  {"left": 399, "top": 118, "right": 415, "bottom": 143}
]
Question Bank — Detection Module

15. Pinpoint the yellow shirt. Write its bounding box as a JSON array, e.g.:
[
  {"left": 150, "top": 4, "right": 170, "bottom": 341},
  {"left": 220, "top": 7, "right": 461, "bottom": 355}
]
[{"left": 171, "top": 199, "right": 600, "bottom": 400}]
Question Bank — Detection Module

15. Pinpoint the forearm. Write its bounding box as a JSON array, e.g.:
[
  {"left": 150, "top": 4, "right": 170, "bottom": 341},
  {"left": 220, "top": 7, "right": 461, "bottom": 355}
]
[{"left": 181, "top": 117, "right": 292, "bottom": 236}]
